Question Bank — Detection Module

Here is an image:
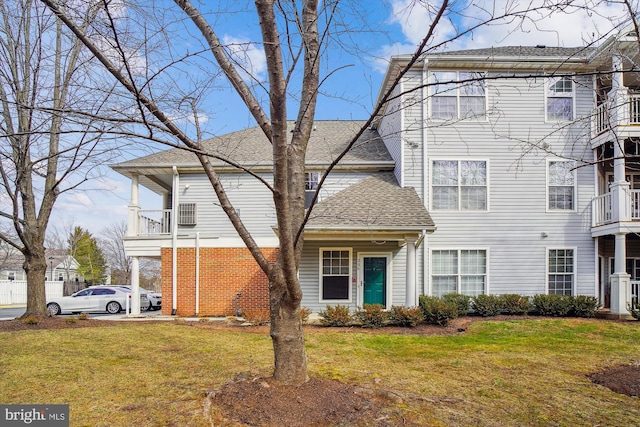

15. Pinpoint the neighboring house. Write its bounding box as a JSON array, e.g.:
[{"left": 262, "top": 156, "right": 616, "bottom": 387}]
[
  {"left": 0, "top": 249, "right": 83, "bottom": 282},
  {"left": 113, "top": 26, "right": 640, "bottom": 317}
]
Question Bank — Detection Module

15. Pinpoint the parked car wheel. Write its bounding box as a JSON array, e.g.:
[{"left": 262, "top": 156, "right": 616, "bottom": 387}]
[
  {"left": 106, "top": 301, "right": 121, "bottom": 314},
  {"left": 47, "top": 303, "right": 61, "bottom": 316}
]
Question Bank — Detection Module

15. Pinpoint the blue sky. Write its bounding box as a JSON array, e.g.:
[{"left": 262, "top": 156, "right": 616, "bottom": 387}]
[{"left": 52, "top": 0, "right": 635, "bottom": 236}]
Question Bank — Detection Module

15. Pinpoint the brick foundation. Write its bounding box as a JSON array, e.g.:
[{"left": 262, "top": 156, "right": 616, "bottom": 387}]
[{"left": 160, "top": 247, "right": 277, "bottom": 316}]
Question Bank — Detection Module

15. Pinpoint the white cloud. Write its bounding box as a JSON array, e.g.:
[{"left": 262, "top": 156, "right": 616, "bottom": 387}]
[
  {"left": 382, "top": 0, "right": 633, "bottom": 58},
  {"left": 222, "top": 35, "right": 267, "bottom": 82}
]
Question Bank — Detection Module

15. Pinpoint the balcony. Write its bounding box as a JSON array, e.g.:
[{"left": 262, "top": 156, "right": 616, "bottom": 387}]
[
  {"left": 593, "top": 92, "right": 640, "bottom": 137},
  {"left": 137, "top": 209, "right": 171, "bottom": 235},
  {"left": 592, "top": 189, "right": 640, "bottom": 227}
]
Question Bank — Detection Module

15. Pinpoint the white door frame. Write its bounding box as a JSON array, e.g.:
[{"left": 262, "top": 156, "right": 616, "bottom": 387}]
[{"left": 357, "top": 252, "right": 393, "bottom": 309}]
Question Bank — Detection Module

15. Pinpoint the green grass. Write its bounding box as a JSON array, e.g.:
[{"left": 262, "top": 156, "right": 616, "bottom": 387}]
[{"left": 0, "top": 318, "right": 639, "bottom": 426}]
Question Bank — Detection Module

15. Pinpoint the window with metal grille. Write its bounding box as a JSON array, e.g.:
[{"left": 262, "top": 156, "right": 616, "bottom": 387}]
[{"left": 178, "top": 203, "right": 197, "bottom": 226}]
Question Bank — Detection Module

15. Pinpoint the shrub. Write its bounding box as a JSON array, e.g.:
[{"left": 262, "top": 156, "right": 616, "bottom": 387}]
[
  {"left": 388, "top": 306, "right": 423, "bottom": 327},
  {"left": 319, "top": 305, "right": 352, "bottom": 327},
  {"left": 77, "top": 313, "right": 89, "bottom": 321},
  {"left": 419, "top": 295, "right": 458, "bottom": 326},
  {"left": 500, "top": 294, "right": 531, "bottom": 315},
  {"left": 242, "top": 308, "right": 271, "bottom": 325},
  {"left": 472, "top": 294, "right": 503, "bottom": 317},
  {"left": 629, "top": 302, "right": 640, "bottom": 320},
  {"left": 65, "top": 317, "right": 77, "bottom": 324},
  {"left": 532, "top": 294, "right": 572, "bottom": 317},
  {"left": 572, "top": 295, "right": 601, "bottom": 318},
  {"left": 354, "top": 304, "right": 387, "bottom": 328},
  {"left": 22, "top": 316, "right": 38, "bottom": 325},
  {"left": 300, "top": 307, "right": 312, "bottom": 325},
  {"left": 441, "top": 293, "right": 471, "bottom": 317}
]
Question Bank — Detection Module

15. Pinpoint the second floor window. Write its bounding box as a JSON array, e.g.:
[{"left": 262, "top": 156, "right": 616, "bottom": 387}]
[
  {"left": 432, "top": 160, "right": 487, "bottom": 210},
  {"left": 546, "top": 76, "right": 574, "bottom": 121},
  {"left": 430, "top": 71, "right": 486, "bottom": 119},
  {"left": 305, "top": 172, "right": 319, "bottom": 208},
  {"left": 548, "top": 161, "right": 575, "bottom": 211}
]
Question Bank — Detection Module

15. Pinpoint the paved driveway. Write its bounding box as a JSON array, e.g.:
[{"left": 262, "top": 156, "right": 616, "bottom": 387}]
[{"left": 0, "top": 306, "right": 161, "bottom": 320}]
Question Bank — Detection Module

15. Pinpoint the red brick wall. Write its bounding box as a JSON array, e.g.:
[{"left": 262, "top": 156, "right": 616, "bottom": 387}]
[{"left": 161, "top": 247, "right": 278, "bottom": 316}]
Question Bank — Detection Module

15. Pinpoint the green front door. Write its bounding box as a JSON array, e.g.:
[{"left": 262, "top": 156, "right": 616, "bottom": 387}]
[{"left": 363, "top": 257, "right": 386, "bottom": 306}]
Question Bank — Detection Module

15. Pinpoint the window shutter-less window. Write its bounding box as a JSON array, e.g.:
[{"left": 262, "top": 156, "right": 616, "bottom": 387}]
[{"left": 178, "top": 203, "right": 197, "bottom": 226}]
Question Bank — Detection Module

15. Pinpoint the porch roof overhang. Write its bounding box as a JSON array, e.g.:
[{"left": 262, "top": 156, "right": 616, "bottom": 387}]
[{"left": 303, "top": 172, "right": 436, "bottom": 238}]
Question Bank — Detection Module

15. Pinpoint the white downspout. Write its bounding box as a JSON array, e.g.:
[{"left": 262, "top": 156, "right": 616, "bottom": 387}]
[
  {"left": 195, "top": 232, "right": 200, "bottom": 317},
  {"left": 422, "top": 59, "right": 429, "bottom": 297},
  {"left": 172, "top": 166, "right": 179, "bottom": 315}
]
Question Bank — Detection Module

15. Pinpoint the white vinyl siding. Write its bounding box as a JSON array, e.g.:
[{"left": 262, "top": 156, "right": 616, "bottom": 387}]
[
  {"left": 548, "top": 160, "right": 576, "bottom": 211},
  {"left": 431, "top": 249, "right": 487, "bottom": 297},
  {"left": 424, "top": 71, "right": 596, "bottom": 298},
  {"left": 177, "top": 171, "right": 376, "bottom": 238},
  {"left": 547, "top": 248, "right": 575, "bottom": 295}
]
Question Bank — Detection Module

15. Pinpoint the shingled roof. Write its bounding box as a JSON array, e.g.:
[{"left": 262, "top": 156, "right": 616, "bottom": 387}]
[
  {"left": 427, "top": 45, "right": 595, "bottom": 59},
  {"left": 306, "top": 173, "right": 435, "bottom": 232},
  {"left": 112, "top": 120, "right": 392, "bottom": 170}
]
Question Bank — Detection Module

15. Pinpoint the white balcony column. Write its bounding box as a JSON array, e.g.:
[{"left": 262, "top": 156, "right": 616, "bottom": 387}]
[
  {"left": 130, "top": 256, "right": 141, "bottom": 315},
  {"left": 610, "top": 232, "right": 630, "bottom": 315},
  {"left": 610, "top": 122, "right": 630, "bottom": 222},
  {"left": 127, "top": 174, "right": 140, "bottom": 237},
  {"left": 405, "top": 237, "right": 417, "bottom": 307},
  {"left": 611, "top": 55, "right": 628, "bottom": 126}
]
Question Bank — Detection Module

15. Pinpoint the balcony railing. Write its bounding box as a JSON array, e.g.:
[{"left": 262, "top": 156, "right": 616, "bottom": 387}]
[
  {"left": 593, "top": 93, "right": 640, "bottom": 136},
  {"left": 592, "top": 189, "right": 640, "bottom": 227},
  {"left": 138, "top": 209, "right": 171, "bottom": 235}
]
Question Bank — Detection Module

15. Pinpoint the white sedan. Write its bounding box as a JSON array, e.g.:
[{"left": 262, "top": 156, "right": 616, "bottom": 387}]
[{"left": 46, "top": 286, "right": 150, "bottom": 315}]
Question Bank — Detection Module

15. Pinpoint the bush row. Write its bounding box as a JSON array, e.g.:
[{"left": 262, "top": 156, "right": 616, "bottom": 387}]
[{"left": 318, "top": 293, "right": 602, "bottom": 328}]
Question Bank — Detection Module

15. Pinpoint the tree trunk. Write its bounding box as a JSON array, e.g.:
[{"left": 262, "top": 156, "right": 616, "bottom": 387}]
[
  {"left": 269, "top": 268, "right": 308, "bottom": 385},
  {"left": 22, "top": 252, "right": 49, "bottom": 318}
]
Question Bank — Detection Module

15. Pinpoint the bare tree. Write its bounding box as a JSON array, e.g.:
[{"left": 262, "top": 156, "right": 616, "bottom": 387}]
[
  {"left": 0, "top": 0, "right": 121, "bottom": 316},
  {"left": 39, "top": 0, "right": 632, "bottom": 385},
  {"left": 99, "top": 221, "right": 131, "bottom": 284}
]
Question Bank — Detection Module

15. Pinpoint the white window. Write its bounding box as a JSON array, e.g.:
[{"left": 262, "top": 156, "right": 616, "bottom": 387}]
[
  {"left": 431, "top": 249, "right": 487, "bottom": 297},
  {"left": 430, "top": 71, "right": 486, "bottom": 119},
  {"left": 178, "top": 203, "right": 197, "bottom": 226},
  {"left": 548, "top": 249, "right": 574, "bottom": 295},
  {"left": 7, "top": 271, "right": 15, "bottom": 281},
  {"left": 432, "top": 160, "right": 487, "bottom": 210},
  {"left": 546, "top": 76, "right": 574, "bottom": 121},
  {"left": 320, "top": 248, "right": 352, "bottom": 302},
  {"left": 548, "top": 161, "right": 575, "bottom": 211},
  {"left": 305, "top": 172, "right": 319, "bottom": 208}
]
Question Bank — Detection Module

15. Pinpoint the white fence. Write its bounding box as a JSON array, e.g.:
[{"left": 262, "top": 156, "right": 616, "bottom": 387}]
[{"left": 0, "top": 280, "right": 64, "bottom": 305}]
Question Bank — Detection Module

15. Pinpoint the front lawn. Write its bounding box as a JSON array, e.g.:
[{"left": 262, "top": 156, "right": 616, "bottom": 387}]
[{"left": 0, "top": 318, "right": 638, "bottom": 426}]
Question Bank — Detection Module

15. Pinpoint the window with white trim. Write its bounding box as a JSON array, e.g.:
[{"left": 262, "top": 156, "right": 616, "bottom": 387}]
[
  {"left": 7, "top": 271, "right": 15, "bottom": 281},
  {"left": 431, "top": 249, "right": 487, "bottom": 297},
  {"left": 546, "top": 76, "right": 574, "bottom": 121},
  {"left": 548, "top": 249, "right": 574, "bottom": 295},
  {"left": 432, "top": 160, "right": 487, "bottom": 210},
  {"left": 305, "top": 172, "right": 319, "bottom": 208},
  {"left": 430, "top": 71, "right": 486, "bottom": 119},
  {"left": 320, "top": 249, "right": 352, "bottom": 301},
  {"left": 178, "top": 203, "right": 197, "bottom": 226},
  {"left": 548, "top": 161, "right": 575, "bottom": 210}
]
